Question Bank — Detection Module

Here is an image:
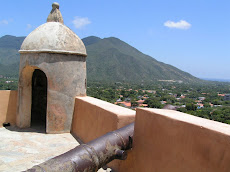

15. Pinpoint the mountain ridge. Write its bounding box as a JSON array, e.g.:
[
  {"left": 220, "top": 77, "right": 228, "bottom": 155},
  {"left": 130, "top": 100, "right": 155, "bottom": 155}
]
[
  {"left": 82, "top": 36, "right": 200, "bottom": 83},
  {"left": 0, "top": 35, "right": 201, "bottom": 83}
]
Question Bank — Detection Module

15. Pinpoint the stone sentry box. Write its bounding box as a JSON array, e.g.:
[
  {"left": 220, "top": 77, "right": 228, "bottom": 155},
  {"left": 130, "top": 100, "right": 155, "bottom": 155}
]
[{"left": 17, "top": 3, "right": 87, "bottom": 133}]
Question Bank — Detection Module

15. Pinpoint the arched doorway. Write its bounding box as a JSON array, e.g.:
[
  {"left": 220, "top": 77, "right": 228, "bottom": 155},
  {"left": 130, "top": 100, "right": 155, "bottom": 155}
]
[{"left": 31, "top": 69, "right": 47, "bottom": 129}]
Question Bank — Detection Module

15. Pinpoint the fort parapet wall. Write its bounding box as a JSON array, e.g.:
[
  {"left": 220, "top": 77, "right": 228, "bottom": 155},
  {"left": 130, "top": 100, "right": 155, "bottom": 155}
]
[
  {"left": 131, "top": 108, "right": 230, "bottom": 172},
  {"left": 71, "top": 96, "right": 135, "bottom": 142},
  {"left": 71, "top": 96, "right": 135, "bottom": 171},
  {"left": 0, "top": 90, "right": 17, "bottom": 127},
  {"left": 1, "top": 90, "right": 230, "bottom": 171}
]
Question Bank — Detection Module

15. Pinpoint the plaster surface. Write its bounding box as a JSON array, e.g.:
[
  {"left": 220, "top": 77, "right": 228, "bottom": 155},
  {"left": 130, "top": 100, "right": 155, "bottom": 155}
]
[
  {"left": 20, "top": 22, "right": 86, "bottom": 56},
  {"left": 71, "top": 96, "right": 135, "bottom": 171},
  {"left": 71, "top": 96, "right": 135, "bottom": 143},
  {"left": 18, "top": 2, "right": 87, "bottom": 134},
  {"left": 0, "top": 91, "right": 17, "bottom": 127},
  {"left": 47, "top": 2, "right": 64, "bottom": 24},
  {"left": 17, "top": 53, "right": 86, "bottom": 133},
  {"left": 132, "top": 108, "right": 230, "bottom": 172}
]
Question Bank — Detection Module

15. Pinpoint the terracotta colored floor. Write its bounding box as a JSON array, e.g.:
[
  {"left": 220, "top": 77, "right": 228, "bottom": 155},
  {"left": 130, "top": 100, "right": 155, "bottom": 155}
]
[{"left": 0, "top": 126, "right": 109, "bottom": 172}]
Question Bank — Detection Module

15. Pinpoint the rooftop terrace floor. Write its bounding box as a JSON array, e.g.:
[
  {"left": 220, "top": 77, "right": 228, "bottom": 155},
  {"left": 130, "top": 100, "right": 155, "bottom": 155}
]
[
  {"left": 0, "top": 126, "right": 108, "bottom": 172},
  {"left": 0, "top": 126, "right": 79, "bottom": 172}
]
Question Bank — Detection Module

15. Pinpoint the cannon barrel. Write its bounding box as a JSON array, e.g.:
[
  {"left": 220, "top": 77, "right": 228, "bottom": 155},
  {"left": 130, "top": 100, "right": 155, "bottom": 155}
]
[{"left": 25, "top": 122, "right": 134, "bottom": 172}]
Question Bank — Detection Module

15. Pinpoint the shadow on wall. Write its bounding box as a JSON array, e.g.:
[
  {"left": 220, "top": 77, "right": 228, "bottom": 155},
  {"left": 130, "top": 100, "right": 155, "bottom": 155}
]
[{"left": 0, "top": 90, "right": 18, "bottom": 127}]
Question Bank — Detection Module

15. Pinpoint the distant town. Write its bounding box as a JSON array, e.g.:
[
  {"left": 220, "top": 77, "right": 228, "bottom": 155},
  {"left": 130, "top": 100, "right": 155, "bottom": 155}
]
[
  {"left": 87, "top": 80, "right": 230, "bottom": 124},
  {"left": 1, "top": 76, "right": 230, "bottom": 125}
]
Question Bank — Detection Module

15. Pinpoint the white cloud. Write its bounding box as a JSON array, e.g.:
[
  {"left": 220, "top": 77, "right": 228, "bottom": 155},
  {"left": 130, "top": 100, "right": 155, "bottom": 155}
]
[
  {"left": 164, "top": 20, "right": 191, "bottom": 30},
  {"left": 26, "top": 24, "right": 32, "bottom": 30},
  {"left": 72, "top": 16, "right": 91, "bottom": 29},
  {"left": 0, "top": 20, "right": 9, "bottom": 25}
]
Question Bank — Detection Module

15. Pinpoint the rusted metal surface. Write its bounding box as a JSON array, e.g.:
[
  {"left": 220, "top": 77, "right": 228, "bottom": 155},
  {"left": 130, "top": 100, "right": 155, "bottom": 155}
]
[{"left": 25, "top": 122, "right": 134, "bottom": 172}]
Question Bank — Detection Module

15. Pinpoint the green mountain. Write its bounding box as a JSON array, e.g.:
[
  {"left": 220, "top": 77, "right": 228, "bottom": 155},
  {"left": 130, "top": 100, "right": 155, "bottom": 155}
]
[
  {"left": 83, "top": 36, "right": 200, "bottom": 83},
  {"left": 0, "top": 35, "right": 201, "bottom": 83},
  {"left": 0, "top": 35, "right": 24, "bottom": 65},
  {"left": 0, "top": 35, "right": 25, "bottom": 77}
]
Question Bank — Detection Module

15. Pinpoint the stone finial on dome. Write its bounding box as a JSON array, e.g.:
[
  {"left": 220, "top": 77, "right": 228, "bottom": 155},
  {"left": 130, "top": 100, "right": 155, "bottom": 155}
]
[{"left": 47, "top": 2, "right": 64, "bottom": 24}]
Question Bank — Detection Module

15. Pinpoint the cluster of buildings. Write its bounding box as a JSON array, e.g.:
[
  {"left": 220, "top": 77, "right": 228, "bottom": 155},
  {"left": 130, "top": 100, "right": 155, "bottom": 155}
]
[
  {"left": 115, "top": 96, "right": 148, "bottom": 109},
  {"left": 114, "top": 87, "right": 230, "bottom": 110},
  {"left": 223, "top": 94, "right": 230, "bottom": 101},
  {"left": 218, "top": 94, "right": 230, "bottom": 101}
]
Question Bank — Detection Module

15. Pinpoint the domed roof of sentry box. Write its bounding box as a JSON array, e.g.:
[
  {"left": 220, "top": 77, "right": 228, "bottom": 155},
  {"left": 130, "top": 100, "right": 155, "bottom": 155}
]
[{"left": 20, "top": 2, "right": 87, "bottom": 56}]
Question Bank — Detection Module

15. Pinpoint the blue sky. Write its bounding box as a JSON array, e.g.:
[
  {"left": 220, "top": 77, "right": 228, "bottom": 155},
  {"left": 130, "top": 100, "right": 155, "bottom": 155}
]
[{"left": 0, "top": 0, "right": 230, "bottom": 80}]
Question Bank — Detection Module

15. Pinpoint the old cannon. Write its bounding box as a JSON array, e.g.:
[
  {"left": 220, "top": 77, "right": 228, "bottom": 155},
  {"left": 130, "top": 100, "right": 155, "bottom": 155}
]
[{"left": 25, "top": 122, "right": 134, "bottom": 172}]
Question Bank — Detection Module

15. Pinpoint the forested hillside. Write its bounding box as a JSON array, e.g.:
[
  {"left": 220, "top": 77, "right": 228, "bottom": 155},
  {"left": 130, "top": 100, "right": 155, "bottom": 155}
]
[{"left": 0, "top": 35, "right": 201, "bottom": 83}]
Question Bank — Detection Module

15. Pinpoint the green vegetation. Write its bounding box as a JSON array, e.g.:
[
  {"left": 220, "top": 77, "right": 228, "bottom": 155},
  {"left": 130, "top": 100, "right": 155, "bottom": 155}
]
[
  {"left": 87, "top": 81, "right": 230, "bottom": 125},
  {"left": 0, "top": 35, "right": 23, "bottom": 78},
  {"left": 0, "top": 35, "right": 24, "bottom": 65},
  {"left": 0, "top": 77, "right": 18, "bottom": 90}
]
